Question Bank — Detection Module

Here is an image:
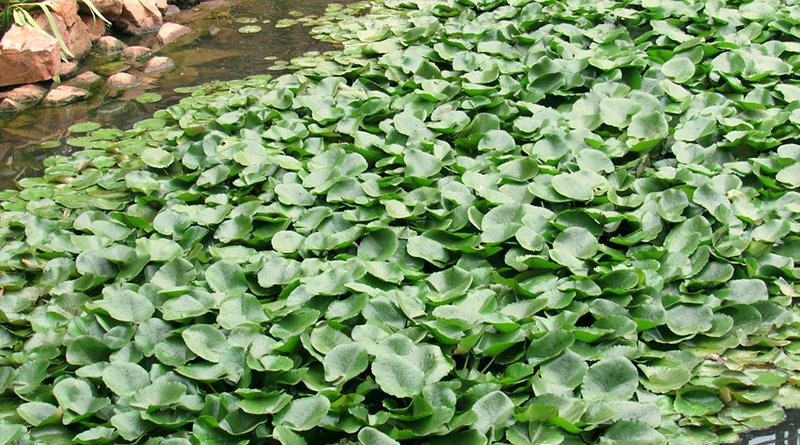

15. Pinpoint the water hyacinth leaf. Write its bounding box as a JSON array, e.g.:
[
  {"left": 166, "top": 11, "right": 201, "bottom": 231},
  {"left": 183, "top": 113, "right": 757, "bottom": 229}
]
[
  {"left": 0, "top": 0, "right": 799, "bottom": 443},
  {"left": 323, "top": 342, "right": 368, "bottom": 383},
  {"left": 358, "top": 427, "right": 399, "bottom": 445},
  {"left": 372, "top": 353, "right": 425, "bottom": 398},
  {"left": 96, "top": 290, "right": 155, "bottom": 323},
  {"left": 277, "top": 395, "right": 331, "bottom": 431},
  {"left": 205, "top": 260, "right": 248, "bottom": 297},
  {"left": 102, "top": 362, "right": 150, "bottom": 396},
  {"left": 581, "top": 357, "right": 639, "bottom": 401},
  {"left": 628, "top": 111, "right": 668, "bottom": 141},
  {"left": 181, "top": 324, "right": 228, "bottom": 363}
]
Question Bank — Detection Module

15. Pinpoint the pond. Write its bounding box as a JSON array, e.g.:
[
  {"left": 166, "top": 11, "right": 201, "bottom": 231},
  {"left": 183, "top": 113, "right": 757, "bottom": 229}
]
[
  {"left": 740, "top": 410, "right": 800, "bottom": 445},
  {"left": 0, "top": 1, "right": 797, "bottom": 444},
  {"left": 0, "top": 0, "right": 347, "bottom": 189}
]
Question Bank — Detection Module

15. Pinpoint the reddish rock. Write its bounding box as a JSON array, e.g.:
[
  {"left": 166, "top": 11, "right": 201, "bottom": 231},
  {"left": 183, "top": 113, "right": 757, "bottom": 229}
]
[
  {"left": 58, "top": 61, "right": 79, "bottom": 77},
  {"left": 121, "top": 45, "right": 151, "bottom": 60},
  {"left": 70, "top": 71, "right": 102, "bottom": 84},
  {"left": 33, "top": 8, "right": 92, "bottom": 60},
  {"left": 107, "top": 72, "right": 141, "bottom": 89},
  {"left": 156, "top": 22, "right": 190, "bottom": 45},
  {"left": 96, "top": 35, "right": 127, "bottom": 55},
  {"left": 66, "top": 19, "right": 94, "bottom": 59},
  {"left": 43, "top": 85, "right": 89, "bottom": 105},
  {"left": 117, "top": 0, "right": 163, "bottom": 35},
  {"left": 82, "top": 14, "right": 107, "bottom": 41},
  {"left": 155, "top": 0, "right": 168, "bottom": 12},
  {"left": 0, "top": 25, "right": 61, "bottom": 88},
  {"left": 0, "top": 84, "right": 48, "bottom": 106},
  {"left": 0, "top": 98, "right": 21, "bottom": 112},
  {"left": 81, "top": 0, "right": 124, "bottom": 21},
  {"left": 164, "top": 4, "right": 179, "bottom": 17},
  {"left": 50, "top": 0, "right": 80, "bottom": 27},
  {"left": 143, "top": 55, "right": 174, "bottom": 73}
]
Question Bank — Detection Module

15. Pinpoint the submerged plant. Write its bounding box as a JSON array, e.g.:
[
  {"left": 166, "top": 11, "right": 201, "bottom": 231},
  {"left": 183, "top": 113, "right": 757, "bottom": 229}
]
[{"left": 0, "top": 0, "right": 798, "bottom": 444}]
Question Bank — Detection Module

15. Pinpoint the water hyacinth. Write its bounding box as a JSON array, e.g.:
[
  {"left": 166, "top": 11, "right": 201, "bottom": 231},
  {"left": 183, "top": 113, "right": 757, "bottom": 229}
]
[{"left": 0, "top": 0, "right": 799, "bottom": 444}]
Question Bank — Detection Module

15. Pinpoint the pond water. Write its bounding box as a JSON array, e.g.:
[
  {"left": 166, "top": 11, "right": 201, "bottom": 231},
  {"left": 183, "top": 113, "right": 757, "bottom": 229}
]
[
  {"left": 740, "top": 410, "right": 800, "bottom": 445},
  {"left": 0, "top": 1, "right": 798, "bottom": 444},
  {"left": 0, "top": 0, "right": 346, "bottom": 189}
]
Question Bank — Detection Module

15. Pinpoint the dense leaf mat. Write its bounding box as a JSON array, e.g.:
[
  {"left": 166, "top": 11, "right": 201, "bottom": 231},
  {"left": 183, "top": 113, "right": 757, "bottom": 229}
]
[{"left": 1, "top": 0, "right": 800, "bottom": 443}]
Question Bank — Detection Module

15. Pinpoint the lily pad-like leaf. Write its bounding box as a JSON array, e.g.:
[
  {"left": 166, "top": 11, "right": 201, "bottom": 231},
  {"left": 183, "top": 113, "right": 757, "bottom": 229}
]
[{"left": 581, "top": 357, "right": 639, "bottom": 402}]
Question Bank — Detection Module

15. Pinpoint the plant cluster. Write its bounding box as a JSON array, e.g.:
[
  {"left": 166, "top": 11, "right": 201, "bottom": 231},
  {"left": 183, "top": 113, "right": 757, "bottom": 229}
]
[{"left": 0, "top": 0, "right": 798, "bottom": 444}]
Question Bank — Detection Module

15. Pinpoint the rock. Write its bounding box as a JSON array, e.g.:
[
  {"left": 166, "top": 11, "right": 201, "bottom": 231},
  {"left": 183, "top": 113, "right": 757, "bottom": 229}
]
[
  {"left": 43, "top": 85, "right": 89, "bottom": 105},
  {"left": 58, "top": 61, "right": 79, "bottom": 77},
  {"left": 80, "top": 0, "right": 124, "bottom": 21},
  {"left": 65, "top": 19, "right": 94, "bottom": 59},
  {"left": 156, "top": 0, "right": 168, "bottom": 12},
  {"left": 96, "top": 35, "right": 127, "bottom": 55},
  {"left": 107, "top": 72, "right": 141, "bottom": 89},
  {"left": 34, "top": 10, "right": 92, "bottom": 60},
  {"left": 164, "top": 5, "right": 180, "bottom": 17},
  {"left": 143, "top": 56, "right": 174, "bottom": 73},
  {"left": 49, "top": 0, "right": 80, "bottom": 27},
  {"left": 0, "top": 98, "right": 21, "bottom": 112},
  {"left": 121, "top": 45, "right": 151, "bottom": 60},
  {"left": 0, "top": 25, "right": 61, "bottom": 88},
  {"left": 70, "top": 71, "right": 102, "bottom": 84},
  {"left": 0, "top": 84, "right": 48, "bottom": 106},
  {"left": 82, "top": 14, "right": 107, "bottom": 42},
  {"left": 156, "top": 22, "right": 190, "bottom": 45},
  {"left": 117, "top": 0, "right": 163, "bottom": 35}
]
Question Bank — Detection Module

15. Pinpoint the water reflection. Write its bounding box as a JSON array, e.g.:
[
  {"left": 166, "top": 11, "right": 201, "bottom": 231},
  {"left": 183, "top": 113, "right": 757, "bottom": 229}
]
[{"left": 741, "top": 410, "right": 800, "bottom": 445}]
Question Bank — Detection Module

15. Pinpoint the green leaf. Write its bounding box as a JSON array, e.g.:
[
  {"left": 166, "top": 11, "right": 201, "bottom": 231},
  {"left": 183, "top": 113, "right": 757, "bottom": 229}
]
[
  {"left": 372, "top": 353, "right": 425, "bottom": 398},
  {"left": 582, "top": 357, "right": 639, "bottom": 401},
  {"left": 628, "top": 111, "right": 668, "bottom": 140},
  {"left": 96, "top": 290, "right": 155, "bottom": 323},
  {"left": 205, "top": 260, "right": 248, "bottom": 297},
  {"left": 323, "top": 342, "right": 368, "bottom": 383},
  {"left": 102, "top": 362, "right": 150, "bottom": 397},
  {"left": 277, "top": 395, "right": 331, "bottom": 431},
  {"left": 181, "top": 324, "right": 228, "bottom": 362},
  {"left": 725, "top": 279, "right": 768, "bottom": 304},
  {"left": 471, "top": 390, "right": 514, "bottom": 434},
  {"left": 358, "top": 427, "right": 399, "bottom": 445}
]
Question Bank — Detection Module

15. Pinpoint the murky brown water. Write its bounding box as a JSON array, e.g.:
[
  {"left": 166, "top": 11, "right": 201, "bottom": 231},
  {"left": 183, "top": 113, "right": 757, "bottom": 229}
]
[{"left": 0, "top": 0, "right": 345, "bottom": 189}]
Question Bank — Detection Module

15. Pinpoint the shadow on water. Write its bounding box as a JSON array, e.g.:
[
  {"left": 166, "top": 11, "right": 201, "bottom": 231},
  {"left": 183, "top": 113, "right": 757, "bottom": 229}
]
[
  {"left": 0, "top": 0, "right": 348, "bottom": 189},
  {"left": 740, "top": 410, "right": 800, "bottom": 445}
]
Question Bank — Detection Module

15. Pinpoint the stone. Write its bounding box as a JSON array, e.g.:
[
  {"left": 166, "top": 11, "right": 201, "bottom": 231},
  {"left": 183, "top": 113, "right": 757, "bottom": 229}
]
[
  {"left": 107, "top": 72, "right": 141, "bottom": 89},
  {"left": 0, "top": 25, "right": 61, "bottom": 88},
  {"left": 49, "top": 0, "right": 80, "bottom": 27},
  {"left": 65, "top": 19, "right": 94, "bottom": 59},
  {"left": 58, "top": 61, "right": 79, "bottom": 77},
  {"left": 164, "top": 5, "right": 180, "bottom": 17},
  {"left": 96, "top": 35, "right": 127, "bottom": 55},
  {"left": 143, "top": 55, "right": 174, "bottom": 73},
  {"left": 155, "top": 0, "right": 168, "bottom": 12},
  {"left": 0, "top": 84, "right": 48, "bottom": 106},
  {"left": 156, "top": 22, "right": 190, "bottom": 45},
  {"left": 80, "top": 0, "right": 124, "bottom": 21},
  {"left": 43, "top": 85, "right": 89, "bottom": 105},
  {"left": 121, "top": 45, "right": 151, "bottom": 60},
  {"left": 117, "top": 0, "right": 163, "bottom": 35},
  {"left": 0, "top": 98, "right": 21, "bottom": 112},
  {"left": 82, "top": 14, "right": 107, "bottom": 41},
  {"left": 70, "top": 71, "right": 102, "bottom": 84}
]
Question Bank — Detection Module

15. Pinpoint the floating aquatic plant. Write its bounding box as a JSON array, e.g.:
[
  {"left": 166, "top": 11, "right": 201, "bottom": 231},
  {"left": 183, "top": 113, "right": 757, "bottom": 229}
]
[{"left": 0, "top": 0, "right": 799, "bottom": 444}]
